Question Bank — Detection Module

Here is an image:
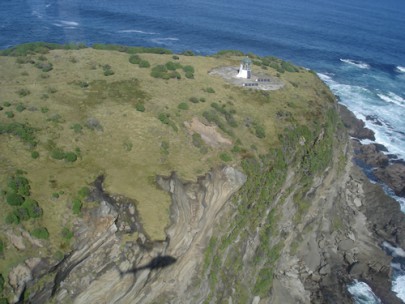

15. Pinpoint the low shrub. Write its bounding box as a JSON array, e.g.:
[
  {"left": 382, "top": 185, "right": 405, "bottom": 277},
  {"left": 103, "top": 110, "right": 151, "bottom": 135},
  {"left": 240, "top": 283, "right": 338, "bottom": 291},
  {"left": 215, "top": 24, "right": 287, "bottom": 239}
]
[
  {"left": 185, "top": 71, "right": 194, "bottom": 79},
  {"left": 139, "top": 60, "right": 150, "bottom": 68},
  {"left": 172, "top": 55, "right": 180, "bottom": 60},
  {"left": 129, "top": 55, "right": 141, "bottom": 64},
  {"left": 220, "top": 153, "right": 232, "bottom": 162},
  {"left": 72, "top": 198, "right": 82, "bottom": 215},
  {"left": 0, "top": 240, "right": 4, "bottom": 256},
  {"left": 51, "top": 149, "right": 65, "bottom": 160},
  {"left": 205, "top": 87, "right": 215, "bottom": 93},
  {"left": 15, "top": 207, "right": 30, "bottom": 221},
  {"left": 31, "top": 227, "right": 49, "bottom": 240},
  {"left": 78, "top": 186, "right": 90, "bottom": 198},
  {"left": 5, "top": 111, "right": 14, "bottom": 118},
  {"left": 158, "top": 113, "right": 170, "bottom": 124},
  {"left": 15, "top": 103, "right": 26, "bottom": 112},
  {"left": 3, "top": 102, "right": 11, "bottom": 107},
  {"left": 61, "top": 227, "right": 74, "bottom": 240},
  {"left": 135, "top": 103, "right": 145, "bottom": 112},
  {"left": 71, "top": 123, "right": 83, "bottom": 133},
  {"left": 192, "top": 133, "right": 204, "bottom": 148},
  {"left": 182, "top": 50, "right": 194, "bottom": 56},
  {"left": 189, "top": 97, "right": 199, "bottom": 104},
  {"left": 102, "top": 64, "right": 114, "bottom": 76},
  {"left": 6, "top": 192, "right": 25, "bottom": 206},
  {"left": 64, "top": 152, "right": 77, "bottom": 162},
  {"left": 5, "top": 212, "right": 19, "bottom": 224},
  {"left": 178, "top": 102, "right": 189, "bottom": 110},
  {"left": 31, "top": 151, "right": 39, "bottom": 159}
]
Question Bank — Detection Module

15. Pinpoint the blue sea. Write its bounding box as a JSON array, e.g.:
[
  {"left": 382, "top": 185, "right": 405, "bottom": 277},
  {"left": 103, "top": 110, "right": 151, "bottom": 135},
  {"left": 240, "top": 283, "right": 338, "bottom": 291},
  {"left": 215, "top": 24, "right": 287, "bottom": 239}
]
[{"left": 1, "top": 0, "right": 405, "bottom": 302}]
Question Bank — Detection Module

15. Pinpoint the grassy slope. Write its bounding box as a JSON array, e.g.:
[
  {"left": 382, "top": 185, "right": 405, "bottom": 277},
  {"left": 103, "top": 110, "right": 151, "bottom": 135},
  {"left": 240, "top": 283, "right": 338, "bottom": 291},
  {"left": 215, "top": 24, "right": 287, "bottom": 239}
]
[{"left": 0, "top": 48, "right": 333, "bottom": 279}]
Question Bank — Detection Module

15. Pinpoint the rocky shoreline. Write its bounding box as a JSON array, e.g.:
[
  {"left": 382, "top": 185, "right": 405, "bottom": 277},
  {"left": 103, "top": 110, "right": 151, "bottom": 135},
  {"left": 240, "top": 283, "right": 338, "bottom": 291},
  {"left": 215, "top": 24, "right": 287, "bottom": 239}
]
[{"left": 339, "top": 104, "right": 405, "bottom": 198}]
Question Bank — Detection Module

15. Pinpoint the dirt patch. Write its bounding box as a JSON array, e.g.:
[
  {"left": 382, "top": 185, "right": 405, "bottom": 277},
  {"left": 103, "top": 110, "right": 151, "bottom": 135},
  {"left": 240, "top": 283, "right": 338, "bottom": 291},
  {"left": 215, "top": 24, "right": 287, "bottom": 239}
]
[
  {"left": 209, "top": 66, "right": 284, "bottom": 90},
  {"left": 184, "top": 117, "right": 232, "bottom": 148}
]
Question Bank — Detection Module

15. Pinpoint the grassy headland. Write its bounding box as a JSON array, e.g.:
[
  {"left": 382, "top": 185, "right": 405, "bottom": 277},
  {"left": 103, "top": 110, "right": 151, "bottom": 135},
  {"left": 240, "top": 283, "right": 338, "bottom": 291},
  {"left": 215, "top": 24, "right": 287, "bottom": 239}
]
[{"left": 0, "top": 44, "right": 336, "bottom": 293}]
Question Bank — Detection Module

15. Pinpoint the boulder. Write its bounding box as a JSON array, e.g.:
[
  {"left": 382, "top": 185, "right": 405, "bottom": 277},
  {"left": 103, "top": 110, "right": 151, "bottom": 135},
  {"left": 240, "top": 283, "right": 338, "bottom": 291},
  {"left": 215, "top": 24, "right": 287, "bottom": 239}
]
[{"left": 374, "top": 163, "right": 405, "bottom": 197}]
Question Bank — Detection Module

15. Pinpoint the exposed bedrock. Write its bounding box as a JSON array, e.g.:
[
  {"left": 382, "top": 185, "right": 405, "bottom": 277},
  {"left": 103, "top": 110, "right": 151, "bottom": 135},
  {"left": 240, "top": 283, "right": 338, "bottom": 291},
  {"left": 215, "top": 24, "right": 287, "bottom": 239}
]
[{"left": 20, "top": 166, "right": 246, "bottom": 303}]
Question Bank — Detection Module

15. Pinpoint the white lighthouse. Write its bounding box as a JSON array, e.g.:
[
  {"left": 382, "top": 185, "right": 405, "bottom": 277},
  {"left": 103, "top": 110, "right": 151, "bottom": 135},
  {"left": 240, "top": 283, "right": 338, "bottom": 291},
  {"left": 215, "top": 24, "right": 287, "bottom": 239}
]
[{"left": 236, "top": 56, "right": 252, "bottom": 79}]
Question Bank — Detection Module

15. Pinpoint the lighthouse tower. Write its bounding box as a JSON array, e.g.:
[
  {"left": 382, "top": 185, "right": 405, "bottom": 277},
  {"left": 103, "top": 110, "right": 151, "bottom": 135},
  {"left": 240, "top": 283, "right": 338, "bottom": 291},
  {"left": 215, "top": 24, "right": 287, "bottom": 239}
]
[{"left": 236, "top": 56, "right": 252, "bottom": 79}]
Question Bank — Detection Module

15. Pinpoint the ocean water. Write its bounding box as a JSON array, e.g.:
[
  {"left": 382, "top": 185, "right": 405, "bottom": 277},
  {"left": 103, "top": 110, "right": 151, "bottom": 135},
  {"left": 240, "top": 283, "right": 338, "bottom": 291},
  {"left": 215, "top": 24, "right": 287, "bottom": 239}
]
[{"left": 1, "top": 0, "right": 404, "bottom": 302}]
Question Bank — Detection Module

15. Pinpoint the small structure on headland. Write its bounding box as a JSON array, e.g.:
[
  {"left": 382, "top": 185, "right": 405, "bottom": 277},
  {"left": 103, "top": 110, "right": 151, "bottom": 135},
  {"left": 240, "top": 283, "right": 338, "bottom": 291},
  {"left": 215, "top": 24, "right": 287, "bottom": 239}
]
[
  {"left": 236, "top": 56, "right": 252, "bottom": 79},
  {"left": 209, "top": 57, "right": 284, "bottom": 91}
]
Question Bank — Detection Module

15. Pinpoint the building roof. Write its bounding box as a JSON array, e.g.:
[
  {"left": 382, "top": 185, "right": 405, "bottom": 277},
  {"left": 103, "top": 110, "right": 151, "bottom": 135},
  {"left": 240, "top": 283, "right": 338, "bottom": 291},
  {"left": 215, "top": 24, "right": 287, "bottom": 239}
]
[{"left": 242, "top": 56, "right": 252, "bottom": 64}]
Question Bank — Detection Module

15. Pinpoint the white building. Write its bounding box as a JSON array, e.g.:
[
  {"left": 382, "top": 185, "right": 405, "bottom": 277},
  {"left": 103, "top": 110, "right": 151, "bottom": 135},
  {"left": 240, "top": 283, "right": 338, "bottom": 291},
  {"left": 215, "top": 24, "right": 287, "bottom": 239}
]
[{"left": 236, "top": 56, "right": 252, "bottom": 79}]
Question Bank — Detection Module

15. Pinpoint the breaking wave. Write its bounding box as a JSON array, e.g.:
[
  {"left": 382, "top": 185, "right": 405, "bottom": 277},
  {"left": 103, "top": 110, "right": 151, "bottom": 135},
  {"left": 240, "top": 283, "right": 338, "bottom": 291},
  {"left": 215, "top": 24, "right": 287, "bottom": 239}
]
[
  {"left": 118, "top": 29, "right": 156, "bottom": 35},
  {"left": 348, "top": 281, "right": 382, "bottom": 304},
  {"left": 396, "top": 66, "right": 405, "bottom": 73},
  {"left": 377, "top": 92, "right": 405, "bottom": 108},
  {"left": 340, "top": 58, "right": 370, "bottom": 69},
  {"left": 53, "top": 20, "right": 79, "bottom": 28}
]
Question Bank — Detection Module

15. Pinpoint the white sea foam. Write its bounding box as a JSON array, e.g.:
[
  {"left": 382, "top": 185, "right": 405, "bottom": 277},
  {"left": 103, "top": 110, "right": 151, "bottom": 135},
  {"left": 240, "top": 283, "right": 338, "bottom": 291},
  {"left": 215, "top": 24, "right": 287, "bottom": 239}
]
[
  {"left": 53, "top": 20, "right": 79, "bottom": 28},
  {"left": 393, "top": 273, "right": 405, "bottom": 301},
  {"left": 340, "top": 58, "right": 370, "bottom": 69},
  {"left": 347, "top": 281, "right": 382, "bottom": 304},
  {"left": 396, "top": 66, "right": 405, "bottom": 73},
  {"left": 378, "top": 92, "right": 405, "bottom": 108},
  {"left": 151, "top": 37, "right": 179, "bottom": 44},
  {"left": 382, "top": 242, "right": 405, "bottom": 258},
  {"left": 32, "top": 10, "right": 43, "bottom": 19},
  {"left": 60, "top": 20, "right": 79, "bottom": 27},
  {"left": 118, "top": 29, "right": 156, "bottom": 35}
]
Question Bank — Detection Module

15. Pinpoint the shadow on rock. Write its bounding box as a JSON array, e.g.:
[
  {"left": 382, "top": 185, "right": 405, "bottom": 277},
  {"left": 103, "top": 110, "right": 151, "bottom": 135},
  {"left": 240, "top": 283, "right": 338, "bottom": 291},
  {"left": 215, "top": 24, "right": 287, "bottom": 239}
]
[{"left": 121, "top": 255, "right": 177, "bottom": 276}]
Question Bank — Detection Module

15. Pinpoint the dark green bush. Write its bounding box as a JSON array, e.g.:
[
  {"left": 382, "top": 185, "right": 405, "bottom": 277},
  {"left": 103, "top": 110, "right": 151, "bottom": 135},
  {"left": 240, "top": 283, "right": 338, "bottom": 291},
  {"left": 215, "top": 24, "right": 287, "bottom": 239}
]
[
  {"left": 220, "top": 153, "right": 232, "bottom": 162},
  {"left": 41, "top": 107, "right": 49, "bottom": 113},
  {"left": 182, "top": 50, "right": 195, "bottom": 56},
  {"left": 214, "top": 50, "right": 245, "bottom": 57},
  {"left": 31, "top": 227, "right": 49, "bottom": 239},
  {"left": 31, "top": 151, "right": 39, "bottom": 159},
  {"left": 0, "top": 240, "right": 4, "bottom": 256},
  {"left": 15, "top": 207, "right": 30, "bottom": 221},
  {"left": 254, "top": 124, "right": 266, "bottom": 138},
  {"left": 6, "top": 192, "right": 24, "bottom": 206},
  {"left": 35, "top": 62, "right": 53, "bottom": 72},
  {"left": 71, "top": 123, "right": 83, "bottom": 133},
  {"left": 129, "top": 55, "right": 141, "bottom": 64},
  {"left": 139, "top": 60, "right": 150, "bottom": 68},
  {"left": 61, "top": 227, "right": 74, "bottom": 240},
  {"left": 78, "top": 186, "right": 90, "bottom": 199},
  {"left": 5, "top": 212, "right": 19, "bottom": 224},
  {"left": 3, "top": 102, "right": 11, "bottom": 107},
  {"left": 51, "top": 149, "right": 65, "bottom": 160},
  {"left": 158, "top": 113, "right": 170, "bottom": 124},
  {"left": 189, "top": 97, "right": 199, "bottom": 104},
  {"left": 102, "top": 64, "right": 114, "bottom": 76},
  {"left": 178, "top": 102, "right": 189, "bottom": 110},
  {"left": 183, "top": 65, "right": 194, "bottom": 73},
  {"left": 0, "top": 273, "right": 4, "bottom": 293},
  {"left": 135, "top": 103, "right": 145, "bottom": 112},
  {"left": 64, "top": 152, "right": 77, "bottom": 162},
  {"left": 185, "top": 71, "right": 194, "bottom": 79},
  {"left": 17, "top": 88, "right": 30, "bottom": 97},
  {"left": 22, "top": 198, "right": 43, "bottom": 218},
  {"left": 72, "top": 198, "right": 82, "bottom": 215},
  {"left": 0, "top": 122, "right": 37, "bottom": 147},
  {"left": 5, "top": 111, "right": 14, "bottom": 118},
  {"left": 165, "top": 61, "right": 181, "bottom": 70},
  {"left": 8, "top": 175, "right": 30, "bottom": 196},
  {"left": 205, "top": 87, "right": 215, "bottom": 93},
  {"left": 151, "top": 65, "right": 168, "bottom": 78},
  {"left": 172, "top": 55, "right": 180, "bottom": 60},
  {"left": 15, "top": 103, "right": 26, "bottom": 112},
  {"left": 192, "top": 133, "right": 204, "bottom": 148}
]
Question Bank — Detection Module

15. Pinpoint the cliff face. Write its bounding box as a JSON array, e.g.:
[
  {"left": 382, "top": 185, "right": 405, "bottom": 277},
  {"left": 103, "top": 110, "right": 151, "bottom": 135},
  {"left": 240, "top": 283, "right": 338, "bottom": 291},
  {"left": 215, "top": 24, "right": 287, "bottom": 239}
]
[{"left": 21, "top": 167, "right": 246, "bottom": 303}]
